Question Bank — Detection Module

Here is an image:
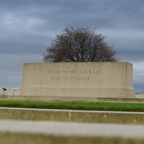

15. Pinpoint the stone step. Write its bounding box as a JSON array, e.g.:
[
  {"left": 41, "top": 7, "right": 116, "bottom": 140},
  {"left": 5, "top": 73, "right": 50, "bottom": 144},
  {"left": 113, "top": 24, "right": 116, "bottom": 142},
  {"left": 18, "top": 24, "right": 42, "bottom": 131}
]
[
  {"left": 0, "top": 95, "right": 98, "bottom": 102},
  {"left": 97, "top": 97, "right": 144, "bottom": 103},
  {"left": 1, "top": 107, "right": 144, "bottom": 124},
  {"left": 1, "top": 95, "right": 144, "bottom": 103},
  {"left": 0, "top": 120, "right": 144, "bottom": 144}
]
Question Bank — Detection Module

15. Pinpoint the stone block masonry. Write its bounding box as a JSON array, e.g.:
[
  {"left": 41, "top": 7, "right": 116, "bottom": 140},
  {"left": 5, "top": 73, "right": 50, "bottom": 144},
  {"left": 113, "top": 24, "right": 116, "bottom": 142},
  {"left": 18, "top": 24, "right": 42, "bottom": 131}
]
[{"left": 19, "top": 62, "right": 135, "bottom": 98}]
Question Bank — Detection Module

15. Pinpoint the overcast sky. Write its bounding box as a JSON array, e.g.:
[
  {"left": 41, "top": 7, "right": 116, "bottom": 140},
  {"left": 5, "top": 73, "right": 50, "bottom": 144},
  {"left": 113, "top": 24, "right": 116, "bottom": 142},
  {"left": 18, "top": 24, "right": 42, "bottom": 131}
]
[{"left": 0, "top": 0, "right": 144, "bottom": 93}]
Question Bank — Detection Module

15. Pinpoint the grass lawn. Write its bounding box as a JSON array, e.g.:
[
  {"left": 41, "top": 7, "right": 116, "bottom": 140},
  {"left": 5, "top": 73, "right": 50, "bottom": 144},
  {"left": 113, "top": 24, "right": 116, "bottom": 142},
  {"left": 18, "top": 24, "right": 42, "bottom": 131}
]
[{"left": 0, "top": 100, "right": 144, "bottom": 112}]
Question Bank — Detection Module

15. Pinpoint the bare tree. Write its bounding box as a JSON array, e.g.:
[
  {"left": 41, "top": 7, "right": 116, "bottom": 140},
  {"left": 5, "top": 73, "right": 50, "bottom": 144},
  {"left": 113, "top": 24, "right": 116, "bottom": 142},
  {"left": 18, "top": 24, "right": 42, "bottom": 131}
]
[{"left": 43, "top": 26, "right": 121, "bottom": 62}]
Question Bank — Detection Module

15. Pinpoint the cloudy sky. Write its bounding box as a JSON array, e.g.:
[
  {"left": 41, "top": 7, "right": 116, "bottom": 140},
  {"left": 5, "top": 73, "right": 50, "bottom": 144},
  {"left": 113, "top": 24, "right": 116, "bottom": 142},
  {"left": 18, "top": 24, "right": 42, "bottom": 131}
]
[{"left": 0, "top": 0, "right": 144, "bottom": 93}]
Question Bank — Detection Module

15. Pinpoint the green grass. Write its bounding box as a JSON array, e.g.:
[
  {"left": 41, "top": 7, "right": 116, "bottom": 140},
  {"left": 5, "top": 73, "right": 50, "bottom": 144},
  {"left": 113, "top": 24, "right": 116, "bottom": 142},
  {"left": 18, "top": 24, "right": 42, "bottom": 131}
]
[{"left": 0, "top": 100, "right": 144, "bottom": 112}]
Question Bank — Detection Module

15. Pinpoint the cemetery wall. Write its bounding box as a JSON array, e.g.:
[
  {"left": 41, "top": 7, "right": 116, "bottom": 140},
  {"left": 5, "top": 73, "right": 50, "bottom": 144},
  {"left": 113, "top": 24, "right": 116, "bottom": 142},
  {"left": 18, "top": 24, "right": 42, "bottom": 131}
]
[{"left": 0, "top": 88, "right": 20, "bottom": 96}]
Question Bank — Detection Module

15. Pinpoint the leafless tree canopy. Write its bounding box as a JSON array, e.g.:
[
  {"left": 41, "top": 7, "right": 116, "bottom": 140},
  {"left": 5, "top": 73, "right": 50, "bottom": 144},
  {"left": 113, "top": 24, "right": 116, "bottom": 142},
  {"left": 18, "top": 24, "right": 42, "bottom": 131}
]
[{"left": 43, "top": 26, "right": 120, "bottom": 62}]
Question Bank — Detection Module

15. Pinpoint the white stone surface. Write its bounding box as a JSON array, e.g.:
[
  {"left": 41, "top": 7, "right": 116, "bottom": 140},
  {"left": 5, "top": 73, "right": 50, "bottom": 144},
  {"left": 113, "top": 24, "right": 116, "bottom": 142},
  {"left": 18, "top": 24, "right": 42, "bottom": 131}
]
[
  {"left": 0, "top": 120, "right": 144, "bottom": 138},
  {"left": 20, "top": 62, "right": 135, "bottom": 98}
]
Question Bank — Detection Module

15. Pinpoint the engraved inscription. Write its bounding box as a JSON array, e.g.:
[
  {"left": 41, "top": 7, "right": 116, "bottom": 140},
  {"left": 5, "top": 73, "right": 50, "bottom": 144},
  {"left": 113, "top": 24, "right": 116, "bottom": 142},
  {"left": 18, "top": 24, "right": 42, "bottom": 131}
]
[
  {"left": 51, "top": 77, "right": 60, "bottom": 81},
  {"left": 63, "top": 70, "right": 76, "bottom": 74},
  {"left": 80, "top": 70, "right": 99, "bottom": 74},
  {"left": 47, "top": 69, "right": 100, "bottom": 81},
  {"left": 46, "top": 70, "right": 60, "bottom": 74},
  {"left": 63, "top": 77, "right": 90, "bottom": 81},
  {"left": 51, "top": 77, "right": 90, "bottom": 81}
]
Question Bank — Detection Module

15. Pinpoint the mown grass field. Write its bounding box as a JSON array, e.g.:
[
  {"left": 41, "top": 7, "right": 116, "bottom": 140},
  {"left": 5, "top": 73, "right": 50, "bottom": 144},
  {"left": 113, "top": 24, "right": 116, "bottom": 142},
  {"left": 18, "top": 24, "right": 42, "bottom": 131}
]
[{"left": 0, "top": 100, "right": 144, "bottom": 112}]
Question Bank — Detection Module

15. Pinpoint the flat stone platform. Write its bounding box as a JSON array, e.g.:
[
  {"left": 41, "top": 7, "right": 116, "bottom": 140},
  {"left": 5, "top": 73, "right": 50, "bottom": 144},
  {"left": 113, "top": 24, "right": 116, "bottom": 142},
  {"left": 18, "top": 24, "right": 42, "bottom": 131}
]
[
  {"left": 1, "top": 95, "right": 144, "bottom": 103},
  {"left": 0, "top": 95, "right": 98, "bottom": 102},
  {"left": 97, "top": 97, "right": 144, "bottom": 103},
  {"left": 1, "top": 107, "right": 144, "bottom": 124},
  {"left": 0, "top": 120, "right": 144, "bottom": 144}
]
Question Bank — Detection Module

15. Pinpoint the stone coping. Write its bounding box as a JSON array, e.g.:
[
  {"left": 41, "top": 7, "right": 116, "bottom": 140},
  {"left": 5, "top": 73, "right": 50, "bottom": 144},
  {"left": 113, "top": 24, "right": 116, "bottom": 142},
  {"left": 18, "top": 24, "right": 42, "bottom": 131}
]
[
  {"left": 1, "top": 107, "right": 144, "bottom": 124},
  {"left": 0, "top": 120, "right": 144, "bottom": 144},
  {"left": 1, "top": 107, "right": 144, "bottom": 114}
]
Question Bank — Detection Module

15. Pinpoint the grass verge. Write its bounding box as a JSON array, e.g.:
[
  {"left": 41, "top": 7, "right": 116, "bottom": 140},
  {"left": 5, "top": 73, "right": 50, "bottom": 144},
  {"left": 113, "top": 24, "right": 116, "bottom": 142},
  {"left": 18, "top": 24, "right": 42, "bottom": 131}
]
[{"left": 0, "top": 100, "right": 144, "bottom": 112}]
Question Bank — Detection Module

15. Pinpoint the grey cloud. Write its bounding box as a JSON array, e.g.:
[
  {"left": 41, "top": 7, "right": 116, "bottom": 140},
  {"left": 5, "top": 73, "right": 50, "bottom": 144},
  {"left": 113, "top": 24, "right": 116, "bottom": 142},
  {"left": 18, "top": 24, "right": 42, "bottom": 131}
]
[
  {"left": 0, "top": 71, "right": 22, "bottom": 88},
  {"left": 134, "top": 84, "right": 144, "bottom": 94},
  {"left": 0, "top": 54, "right": 43, "bottom": 71},
  {"left": 0, "top": 53, "right": 43, "bottom": 88},
  {"left": 0, "top": 0, "right": 144, "bottom": 92}
]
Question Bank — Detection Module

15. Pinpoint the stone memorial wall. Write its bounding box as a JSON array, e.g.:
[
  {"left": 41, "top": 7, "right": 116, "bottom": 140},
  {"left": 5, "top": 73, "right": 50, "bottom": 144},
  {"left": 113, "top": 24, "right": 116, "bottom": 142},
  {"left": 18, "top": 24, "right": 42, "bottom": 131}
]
[{"left": 19, "top": 62, "right": 135, "bottom": 98}]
